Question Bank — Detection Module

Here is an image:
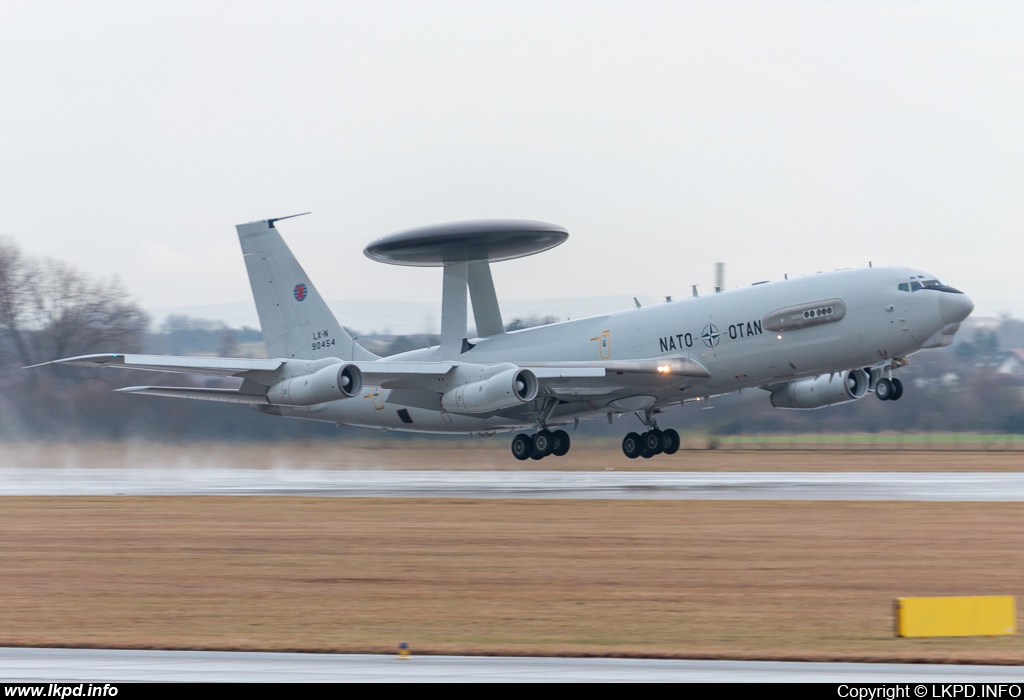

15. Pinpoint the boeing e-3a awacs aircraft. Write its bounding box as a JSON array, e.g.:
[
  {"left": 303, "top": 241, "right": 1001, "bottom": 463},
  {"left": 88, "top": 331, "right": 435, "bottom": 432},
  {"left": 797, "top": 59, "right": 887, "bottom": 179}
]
[{"left": 36, "top": 216, "right": 974, "bottom": 460}]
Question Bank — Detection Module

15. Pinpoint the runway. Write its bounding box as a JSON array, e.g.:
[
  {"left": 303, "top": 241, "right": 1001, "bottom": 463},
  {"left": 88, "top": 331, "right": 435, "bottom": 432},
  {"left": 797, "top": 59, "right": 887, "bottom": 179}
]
[
  {"left": 2, "top": 648, "right": 1024, "bottom": 682},
  {"left": 0, "top": 467, "right": 1022, "bottom": 500},
  {"left": 3, "top": 468, "right": 1019, "bottom": 681}
]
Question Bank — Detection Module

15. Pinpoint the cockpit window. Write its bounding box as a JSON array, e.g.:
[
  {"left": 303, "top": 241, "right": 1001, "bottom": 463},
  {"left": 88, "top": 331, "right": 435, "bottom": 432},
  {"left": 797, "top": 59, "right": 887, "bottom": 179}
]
[{"left": 899, "top": 278, "right": 963, "bottom": 293}]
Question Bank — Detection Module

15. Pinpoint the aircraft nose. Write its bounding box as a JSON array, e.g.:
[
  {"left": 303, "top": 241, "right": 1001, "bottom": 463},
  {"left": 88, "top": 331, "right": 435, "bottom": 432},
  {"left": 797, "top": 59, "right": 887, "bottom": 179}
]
[{"left": 939, "top": 292, "right": 974, "bottom": 324}]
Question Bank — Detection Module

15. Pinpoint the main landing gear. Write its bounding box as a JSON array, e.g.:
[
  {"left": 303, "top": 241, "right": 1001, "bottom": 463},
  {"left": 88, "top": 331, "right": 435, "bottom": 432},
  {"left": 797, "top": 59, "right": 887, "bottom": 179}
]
[
  {"left": 875, "top": 377, "right": 904, "bottom": 401},
  {"left": 622, "top": 428, "right": 680, "bottom": 459},
  {"left": 621, "top": 410, "right": 680, "bottom": 459},
  {"left": 511, "top": 429, "right": 571, "bottom": 461}
]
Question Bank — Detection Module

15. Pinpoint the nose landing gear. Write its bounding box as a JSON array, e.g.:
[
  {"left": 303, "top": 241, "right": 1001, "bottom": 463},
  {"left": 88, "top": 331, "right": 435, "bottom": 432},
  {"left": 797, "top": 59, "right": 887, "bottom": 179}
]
[
  {"left": 875, "top": 377, "right": 904, "bottom": 401},
  {"left": 510, "top": 429, "right": 571, "bottom": 461}
]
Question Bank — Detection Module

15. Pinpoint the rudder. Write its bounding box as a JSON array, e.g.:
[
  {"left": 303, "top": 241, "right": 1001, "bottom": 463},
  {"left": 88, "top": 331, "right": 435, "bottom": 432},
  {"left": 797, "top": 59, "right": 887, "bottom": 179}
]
[{"left": 236, "top": 216, "right": 378, "bottom": 361}]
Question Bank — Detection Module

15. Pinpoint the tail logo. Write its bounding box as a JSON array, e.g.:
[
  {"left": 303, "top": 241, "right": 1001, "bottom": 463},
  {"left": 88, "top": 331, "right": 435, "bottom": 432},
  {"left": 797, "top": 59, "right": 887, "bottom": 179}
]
[{"left": 293, "top": 283, "right": 308, "bottom": 302}]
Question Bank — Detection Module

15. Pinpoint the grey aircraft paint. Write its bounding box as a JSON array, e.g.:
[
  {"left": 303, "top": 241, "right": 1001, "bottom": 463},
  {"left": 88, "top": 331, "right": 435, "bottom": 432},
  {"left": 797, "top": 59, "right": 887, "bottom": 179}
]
[{"left": 36, "top": 218, "right": 974, "bottom": 458}]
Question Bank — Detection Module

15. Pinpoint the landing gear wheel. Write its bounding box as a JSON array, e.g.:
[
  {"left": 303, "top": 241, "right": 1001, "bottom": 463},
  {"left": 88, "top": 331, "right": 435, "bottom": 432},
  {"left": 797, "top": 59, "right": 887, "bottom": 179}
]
[
  {"left": 530, "top": 450, "right": 545, "bottom": 460},
  {"left": 533, "top": 429, "right": 554, "bottom": 457},
  {"left": 890, "top": 378, "right": 904, "bottom": 401},
  {"left": 622, "top": 432, "right": 643, "bottom": 459},
  {"left": 875, "top": 377, "right": 894, "bottom": 401},
  {"left": 662, "top": 428, "right": 681, "bottom": 455},
  {"left": 551, "top": 430, "right": 571, "bottom": 456},
  {"left": 511, "top": 433, "right": 534, "bottom": 461},
  {"left": 640, "top": 446, "right": 655, "bottom": 459},
  {"left": 643, "top": 430, "right": 664, "bottom": 455}
]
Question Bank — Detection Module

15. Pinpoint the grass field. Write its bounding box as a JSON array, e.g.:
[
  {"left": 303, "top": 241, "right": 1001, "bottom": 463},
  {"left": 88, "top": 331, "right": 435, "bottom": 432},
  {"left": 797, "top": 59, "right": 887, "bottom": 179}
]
[
  {"left": 1, "top": 440, "right": 1023, "bottom": 471},
  {"left": 3, "top": 495, "right": 1024, "bottom": 663},
  {"left": 714, "top": 433, "right": 1024, "bottom": 450}
]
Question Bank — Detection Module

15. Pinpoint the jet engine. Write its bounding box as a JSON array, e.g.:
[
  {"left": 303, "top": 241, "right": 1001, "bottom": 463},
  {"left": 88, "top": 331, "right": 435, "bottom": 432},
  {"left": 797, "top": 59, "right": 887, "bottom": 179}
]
[
  {"left": 267, "top": 363, "right": 363, "bottom": 406},
  {"left": 440, "top": 367, "right": 539, "bottom": 413},
  {"left": 770, "top": 368, "right": 870, "bottom": 409}
]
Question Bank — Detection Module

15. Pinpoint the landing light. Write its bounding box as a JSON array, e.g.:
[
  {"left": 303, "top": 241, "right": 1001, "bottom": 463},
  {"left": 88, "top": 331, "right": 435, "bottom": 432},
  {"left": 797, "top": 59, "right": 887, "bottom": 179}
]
[
  {"left": 657, "top": 364, "right": 672, "bottom": 374},
  {"left": 777, "top": 334, "right": 783, "bottom": 340}
]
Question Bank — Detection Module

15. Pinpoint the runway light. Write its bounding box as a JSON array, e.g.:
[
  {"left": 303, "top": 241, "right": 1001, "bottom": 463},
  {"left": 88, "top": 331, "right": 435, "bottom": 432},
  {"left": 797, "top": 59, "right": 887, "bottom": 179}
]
[{"left": 397, "top": 642, "right": 411, "bottom": 660}]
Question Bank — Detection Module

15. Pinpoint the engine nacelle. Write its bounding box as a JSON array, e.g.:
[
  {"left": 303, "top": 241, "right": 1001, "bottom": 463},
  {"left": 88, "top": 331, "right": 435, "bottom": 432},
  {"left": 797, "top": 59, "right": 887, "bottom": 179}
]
[
  {"left": 267, "top": 363, "right": 363, "bottom": 406},
  {"left": 440, "top": 367, "right": 539, "bottom": 413},
  {"left": 770, "top": 368, "right": 869, "bottom": 410}
]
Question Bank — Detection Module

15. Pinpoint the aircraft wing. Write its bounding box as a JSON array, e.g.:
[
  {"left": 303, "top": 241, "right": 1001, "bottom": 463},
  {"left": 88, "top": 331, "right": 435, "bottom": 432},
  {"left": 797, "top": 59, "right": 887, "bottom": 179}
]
[
  {"left": 364, "top": 357, "right": 708, "bottom": 396},
  {"left": 520, "top": 357, "right": 710, "bottom": 400},
  {"left": 524, "top": 357, "right": 708, "bottom": 377},
  {"left": 27, "top": 353, "right": 284, "bottom": 378},
  {"left": 33, "top": 352, "right": 709, "bottom": 406}
]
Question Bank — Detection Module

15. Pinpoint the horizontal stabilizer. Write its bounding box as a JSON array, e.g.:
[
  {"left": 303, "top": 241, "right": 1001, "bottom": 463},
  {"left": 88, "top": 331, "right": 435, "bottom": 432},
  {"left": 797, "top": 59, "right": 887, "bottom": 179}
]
[{"left": 116, "top": 386, "right": 270, "bottom": 404}]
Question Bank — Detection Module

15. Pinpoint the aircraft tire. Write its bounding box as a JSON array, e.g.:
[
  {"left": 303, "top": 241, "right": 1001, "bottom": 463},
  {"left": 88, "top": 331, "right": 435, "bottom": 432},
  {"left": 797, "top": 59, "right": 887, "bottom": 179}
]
[
  {"left": 551, "top": 430, "right": 571, "bottom": 456},
  {"left": 643, "top": 430, "right": 664, "bottom": 454},
  {"left": 890, "top": 378, "right": 904, "bottom": 401},
  {"left": 534, "top": 429, "right": 554, "bottom": 456},
  {"left": 530, "top": 450, "right": 546, "bottom": 460},
  {"left": 622, "top": 432, "right": 643, "bottom": 459},
  {"left": 662, "top": 428, "right": 681, "bottom": 455},
  {"left": 511, "top": 433, "right": 534, "bottom": 461},
  {"left": 875, "top": 378, "right": 893, "bottom": 401},
  {"left": 640, "top": 446, "right": 655, "bottom": 459}
]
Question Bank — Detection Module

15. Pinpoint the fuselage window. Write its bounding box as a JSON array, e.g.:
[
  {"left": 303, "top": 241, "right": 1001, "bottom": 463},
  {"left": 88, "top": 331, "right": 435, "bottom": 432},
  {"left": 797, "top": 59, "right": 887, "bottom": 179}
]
[
  {"left": 910, "top": 281, "right": 922, "bottom": 291},
  {"left": 802, "top": 306, "right": 835, "bottom": 319}
]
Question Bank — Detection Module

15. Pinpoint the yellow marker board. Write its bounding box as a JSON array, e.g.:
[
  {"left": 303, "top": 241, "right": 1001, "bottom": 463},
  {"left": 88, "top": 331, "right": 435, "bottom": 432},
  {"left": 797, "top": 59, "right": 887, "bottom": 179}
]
[{"left": 896, "top": 596, "right": 1016, "bottom": 637}]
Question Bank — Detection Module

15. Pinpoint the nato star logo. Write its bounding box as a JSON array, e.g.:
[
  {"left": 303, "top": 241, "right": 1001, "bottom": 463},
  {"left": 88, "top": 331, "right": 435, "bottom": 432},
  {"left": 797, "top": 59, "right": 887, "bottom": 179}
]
[{"left": 701, "top": 323, "right": 720, "bottom": 348}]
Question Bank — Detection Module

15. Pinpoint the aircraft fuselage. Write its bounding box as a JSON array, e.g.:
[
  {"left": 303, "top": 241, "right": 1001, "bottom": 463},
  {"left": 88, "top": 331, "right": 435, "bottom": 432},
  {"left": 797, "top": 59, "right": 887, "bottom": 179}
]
[{"left": 269, "top": 265, "right": 965, "bottom": 434}]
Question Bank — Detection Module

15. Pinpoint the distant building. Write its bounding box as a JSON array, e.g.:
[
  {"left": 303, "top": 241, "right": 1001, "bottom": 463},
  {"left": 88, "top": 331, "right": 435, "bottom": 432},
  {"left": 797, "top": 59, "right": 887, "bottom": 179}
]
[{"left": 997, "top": 349, "right": 1024, "bottom": 379}]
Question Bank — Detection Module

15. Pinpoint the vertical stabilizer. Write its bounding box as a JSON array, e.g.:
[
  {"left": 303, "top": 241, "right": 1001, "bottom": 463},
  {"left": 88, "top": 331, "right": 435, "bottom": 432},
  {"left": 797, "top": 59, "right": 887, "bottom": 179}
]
[{"left": 236, "top": 217, "right": 378, "bottom": 361}]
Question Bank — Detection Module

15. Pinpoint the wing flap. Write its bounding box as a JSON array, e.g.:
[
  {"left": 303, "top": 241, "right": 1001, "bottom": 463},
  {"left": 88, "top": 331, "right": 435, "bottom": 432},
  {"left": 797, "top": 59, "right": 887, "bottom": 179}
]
[
  {"left": 523, "top": 357, "right": 709, "bottom": 378},
  {"left": 527, "top": 367, "right": 606, "bottom": 379},
  {"left": 116, "top": 386, "right": 270, "bottom": 404},
  {"left": 355, "top": 361, "right": 455, "bottom": 389},
  {"left": 525, "top": 357, "right": 710, "bottom": 401}
]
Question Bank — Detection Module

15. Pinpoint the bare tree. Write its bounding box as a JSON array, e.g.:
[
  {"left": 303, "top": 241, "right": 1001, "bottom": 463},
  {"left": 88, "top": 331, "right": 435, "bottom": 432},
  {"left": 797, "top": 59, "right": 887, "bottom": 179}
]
[
  {"left": 0, "top": 238, "right": 150, "bottom": 439},
  {"left": 0, "top": 239, "right": 40, "bottom": 369},
  {"left": 26, "top": 257, "right": 149, "bottom": 363}
]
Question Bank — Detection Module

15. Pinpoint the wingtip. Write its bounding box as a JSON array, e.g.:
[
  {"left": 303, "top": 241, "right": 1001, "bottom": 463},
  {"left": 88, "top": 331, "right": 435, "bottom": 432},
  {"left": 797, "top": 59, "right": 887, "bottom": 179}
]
[
  {"left": 23, "top": 353, "right": 124, "bottom": 370},
  {"left": 22, "top": 361, "right": 52, "bottom": 370}
]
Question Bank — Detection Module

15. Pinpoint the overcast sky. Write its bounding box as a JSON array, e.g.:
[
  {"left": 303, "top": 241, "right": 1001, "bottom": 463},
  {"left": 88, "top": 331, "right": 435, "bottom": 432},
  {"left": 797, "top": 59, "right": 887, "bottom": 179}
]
[{"left": 2, "top": 1, "right": 1021, "bottom": 327}]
